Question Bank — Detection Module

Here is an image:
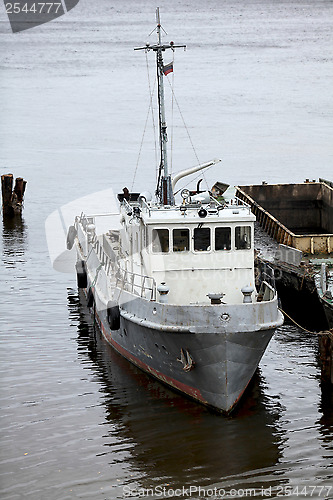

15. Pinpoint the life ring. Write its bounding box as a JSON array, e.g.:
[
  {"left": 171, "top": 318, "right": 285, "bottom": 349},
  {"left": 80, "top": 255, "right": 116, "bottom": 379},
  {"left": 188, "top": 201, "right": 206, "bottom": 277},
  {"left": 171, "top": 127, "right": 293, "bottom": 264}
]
[
  {"left": 75, "top": 260, "right": 87, "bottom": 288},
  {"left": 107, "top": 301, "right": 120, "bottom": 330},
  {"left": 87, "top": 287, "right": 94, "bottom": 308},
  {"left": 66, "top": 225, "right": 77, "bottom": 250}
]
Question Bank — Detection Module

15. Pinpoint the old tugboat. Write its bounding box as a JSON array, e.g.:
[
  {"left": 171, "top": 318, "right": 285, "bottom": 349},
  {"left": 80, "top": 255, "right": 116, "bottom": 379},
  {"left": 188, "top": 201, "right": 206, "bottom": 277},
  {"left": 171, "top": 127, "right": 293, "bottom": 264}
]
[{"left": 69, "top": 10, "right": 283, "bottom": 413}]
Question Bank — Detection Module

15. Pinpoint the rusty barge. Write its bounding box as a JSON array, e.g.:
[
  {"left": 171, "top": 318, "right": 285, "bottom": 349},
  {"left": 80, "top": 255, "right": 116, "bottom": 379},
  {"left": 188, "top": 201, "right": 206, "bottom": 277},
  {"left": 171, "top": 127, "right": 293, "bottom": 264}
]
[
  {"left": 235, "top": 179, "right": 333, "bottom": 255},
  {"left": 228, "top": 179, "right": 333, "bottom": 332}
]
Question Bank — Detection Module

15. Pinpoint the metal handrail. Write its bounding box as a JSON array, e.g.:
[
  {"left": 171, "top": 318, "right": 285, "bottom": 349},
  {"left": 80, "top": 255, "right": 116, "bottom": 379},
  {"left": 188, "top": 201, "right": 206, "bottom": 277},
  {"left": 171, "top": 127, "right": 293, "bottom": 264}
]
[
  {"left": 140, "top": 198, "right": 151, "bottom": 216},
  {"left": 259, "top": 263, "right": 276, "bottom": 290},
  {"left": 258, "top": 280, "right": 276, "bottom": 302},
  {"left": 116, "top": 267, "right": 156, "bottom": 301},
  {"left": 122, "top": 198, "right": 134, "bottom": 213},
  {"left": 76, "top": 213, "right": 94, "bottom": 230},
  {"left": 234, "top": 196, "right": 251, "bottom": 208}
]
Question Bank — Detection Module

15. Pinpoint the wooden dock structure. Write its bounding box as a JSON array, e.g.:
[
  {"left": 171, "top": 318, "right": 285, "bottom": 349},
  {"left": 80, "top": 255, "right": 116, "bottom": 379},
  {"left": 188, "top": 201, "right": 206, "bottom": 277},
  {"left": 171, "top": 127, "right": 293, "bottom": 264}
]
[
  {"left": 318, "top": 332, "right": 333, "bottom": 385},
  {"left": 1, "top": 174, "right": 27, "bottom": 217}
]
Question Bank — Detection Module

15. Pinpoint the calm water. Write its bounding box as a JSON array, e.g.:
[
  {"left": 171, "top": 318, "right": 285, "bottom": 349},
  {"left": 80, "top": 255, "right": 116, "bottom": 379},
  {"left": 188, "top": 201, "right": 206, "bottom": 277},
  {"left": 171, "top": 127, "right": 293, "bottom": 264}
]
[{"left": 1, "top": 0, "right": 333, "bottom": 499}]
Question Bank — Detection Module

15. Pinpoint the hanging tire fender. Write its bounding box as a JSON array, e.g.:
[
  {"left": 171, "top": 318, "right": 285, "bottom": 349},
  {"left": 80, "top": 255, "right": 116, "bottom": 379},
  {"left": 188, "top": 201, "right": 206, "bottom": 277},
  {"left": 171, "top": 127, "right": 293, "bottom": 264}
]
[
  {"left": 66, "top": 225, "right": 77, "bottom": 250},
  {"left": 76, "top": 260, "right": 87, "bottom": 288},
  {"left": 87, "top": 287, "right": 94, "bottom": 308},
  {"left": 107, "top": 301, "right": 120, "bottom": 331}
]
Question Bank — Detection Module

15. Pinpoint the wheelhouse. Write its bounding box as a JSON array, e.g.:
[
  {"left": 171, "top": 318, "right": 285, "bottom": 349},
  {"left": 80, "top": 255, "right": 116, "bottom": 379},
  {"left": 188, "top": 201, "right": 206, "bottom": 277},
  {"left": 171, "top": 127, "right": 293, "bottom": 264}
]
[{"left": 118, "top": 196, "right": 256, "bottom": 305}]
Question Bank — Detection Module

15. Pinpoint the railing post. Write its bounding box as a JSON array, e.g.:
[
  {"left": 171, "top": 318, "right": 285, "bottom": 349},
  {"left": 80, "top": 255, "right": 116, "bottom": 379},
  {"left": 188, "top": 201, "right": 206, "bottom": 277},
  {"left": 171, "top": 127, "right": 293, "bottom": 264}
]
[{"left": 141, "top": 276, "right": 146, "bottom": 298}]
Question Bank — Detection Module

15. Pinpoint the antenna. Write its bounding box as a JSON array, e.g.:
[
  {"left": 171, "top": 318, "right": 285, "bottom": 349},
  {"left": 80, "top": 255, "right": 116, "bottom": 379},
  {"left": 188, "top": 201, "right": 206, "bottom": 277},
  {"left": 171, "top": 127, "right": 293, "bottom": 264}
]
[{"left": 134, "top": 10, "right": 186, "bottom": 205}]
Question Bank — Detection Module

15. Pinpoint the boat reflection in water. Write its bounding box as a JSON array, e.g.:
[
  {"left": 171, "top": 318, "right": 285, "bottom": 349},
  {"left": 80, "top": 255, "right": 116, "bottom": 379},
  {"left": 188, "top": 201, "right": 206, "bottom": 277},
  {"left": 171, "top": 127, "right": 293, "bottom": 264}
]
[{"left": 68, "top": 288, "right": 285, "bottom": 492}]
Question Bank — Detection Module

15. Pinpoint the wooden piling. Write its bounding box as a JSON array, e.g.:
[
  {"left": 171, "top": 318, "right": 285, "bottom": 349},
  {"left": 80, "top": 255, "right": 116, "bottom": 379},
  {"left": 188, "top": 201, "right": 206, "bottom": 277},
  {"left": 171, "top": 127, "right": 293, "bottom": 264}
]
[
  {"left": 318, "top": 332, "right": 333, "bottom": 384},
  {"left": 1, "top": 174, "right": 27, "bottom": 216}
]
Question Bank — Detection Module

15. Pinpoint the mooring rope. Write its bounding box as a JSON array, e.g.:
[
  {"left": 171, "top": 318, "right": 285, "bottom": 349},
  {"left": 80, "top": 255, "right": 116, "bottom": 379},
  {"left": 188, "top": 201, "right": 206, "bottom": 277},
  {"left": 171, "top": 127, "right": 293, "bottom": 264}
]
[{"left": 279, "top": 307, "right": 331, "bottom": 336}]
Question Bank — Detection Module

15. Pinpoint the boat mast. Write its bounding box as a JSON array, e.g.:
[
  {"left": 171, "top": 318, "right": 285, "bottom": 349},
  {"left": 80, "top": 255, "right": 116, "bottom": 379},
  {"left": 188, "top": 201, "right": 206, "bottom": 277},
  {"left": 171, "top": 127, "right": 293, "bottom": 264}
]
[
  {"left": 135, "top": 8, "right": 186, "bottom": 205},
  {"left": 156, "top": 8, "right": 171, "bottom": 205}
]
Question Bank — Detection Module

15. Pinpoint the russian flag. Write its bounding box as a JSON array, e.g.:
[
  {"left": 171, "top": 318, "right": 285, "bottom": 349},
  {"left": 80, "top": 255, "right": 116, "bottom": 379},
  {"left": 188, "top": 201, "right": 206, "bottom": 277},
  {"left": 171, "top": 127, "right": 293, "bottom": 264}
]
[{"left": 163, "top": 62, "right": 173, "bottom": 75}]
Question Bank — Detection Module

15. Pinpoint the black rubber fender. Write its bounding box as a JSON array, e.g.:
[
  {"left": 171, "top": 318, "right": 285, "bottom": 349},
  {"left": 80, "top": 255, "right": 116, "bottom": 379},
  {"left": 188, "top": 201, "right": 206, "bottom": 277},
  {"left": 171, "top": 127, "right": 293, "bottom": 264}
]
[
  {"left": 107, "top": 301, "right": 120, "bottom": 331},
  {"left": 75, "top": 260, "right": 87, "bottom": 288},
  {"left": 66, "top": 225, "right": 77, "bottom": 250},
  {"left": 87, "top": 287, "right": 94, "bottom": 308}
]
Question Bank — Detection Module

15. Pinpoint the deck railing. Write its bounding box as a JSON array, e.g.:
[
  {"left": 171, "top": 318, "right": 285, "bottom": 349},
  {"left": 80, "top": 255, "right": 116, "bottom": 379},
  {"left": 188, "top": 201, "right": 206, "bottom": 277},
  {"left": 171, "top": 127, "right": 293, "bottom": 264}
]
[{"left": 115, "top": 267, "right": 156, "bottom": 301}]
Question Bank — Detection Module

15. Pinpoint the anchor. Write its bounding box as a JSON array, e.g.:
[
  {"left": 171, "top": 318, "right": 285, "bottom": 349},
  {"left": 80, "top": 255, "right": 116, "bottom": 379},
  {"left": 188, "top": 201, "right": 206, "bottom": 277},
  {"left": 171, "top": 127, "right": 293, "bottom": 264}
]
[{"left": 177, "top": 348, "right": 195, "bottom": 372}]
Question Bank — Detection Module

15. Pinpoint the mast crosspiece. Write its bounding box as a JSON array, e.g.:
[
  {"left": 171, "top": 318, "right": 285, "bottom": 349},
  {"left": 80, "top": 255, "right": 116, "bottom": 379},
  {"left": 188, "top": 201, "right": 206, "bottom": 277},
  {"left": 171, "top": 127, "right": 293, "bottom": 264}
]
[{"left": 134, "top": 8, "right": 186, "bottom": 205}]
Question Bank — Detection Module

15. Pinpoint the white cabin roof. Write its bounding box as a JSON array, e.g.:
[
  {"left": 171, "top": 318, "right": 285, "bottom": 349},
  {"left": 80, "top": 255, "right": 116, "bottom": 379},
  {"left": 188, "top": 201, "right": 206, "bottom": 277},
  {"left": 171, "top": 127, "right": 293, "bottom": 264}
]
[{"left": 139, "top": 204, "right": 255, "bottom": 225}]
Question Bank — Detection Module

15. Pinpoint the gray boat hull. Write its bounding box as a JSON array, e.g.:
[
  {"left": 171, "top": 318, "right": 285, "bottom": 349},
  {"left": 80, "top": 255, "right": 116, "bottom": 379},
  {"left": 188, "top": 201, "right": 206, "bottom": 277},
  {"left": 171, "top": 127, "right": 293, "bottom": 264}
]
[
  {"left": 92, "top": 292, "right": 278, "bottom": 413},
  {"left": 76, "top": 227, "right": 283, "bottom": 413}
]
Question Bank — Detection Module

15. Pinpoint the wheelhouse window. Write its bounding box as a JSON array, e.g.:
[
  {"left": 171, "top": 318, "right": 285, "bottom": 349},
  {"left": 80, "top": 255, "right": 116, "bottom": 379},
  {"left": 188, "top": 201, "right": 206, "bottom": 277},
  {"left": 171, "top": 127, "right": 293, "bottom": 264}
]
[
  {"left": 194, "top": 227, "right": 211, "bottom": 252},
  {"left": 152, "top": 229, "right": 169, "bottom": 253},
  {"left": 173, "top": 229, "right": 189, "bottom": 252},
  {"left": 235, "top": 226, "right": 251, "bottom": 250},
  {"left": 215, "top": 227, "right": 231, "bottom": 250}
]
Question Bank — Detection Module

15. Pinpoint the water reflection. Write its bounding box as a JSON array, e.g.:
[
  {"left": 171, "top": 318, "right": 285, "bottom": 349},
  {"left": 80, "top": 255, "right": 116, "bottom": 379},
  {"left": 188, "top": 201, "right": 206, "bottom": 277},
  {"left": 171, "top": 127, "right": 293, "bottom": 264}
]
[
  {"left": 318, "top": 384, "right": 333, "bottom": 455},
  {"left": 1, "top": 214, "right": 27, "bottom": 268},
  {"left": 67, "top": 288, "right": 286, "bottom": 491}
]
